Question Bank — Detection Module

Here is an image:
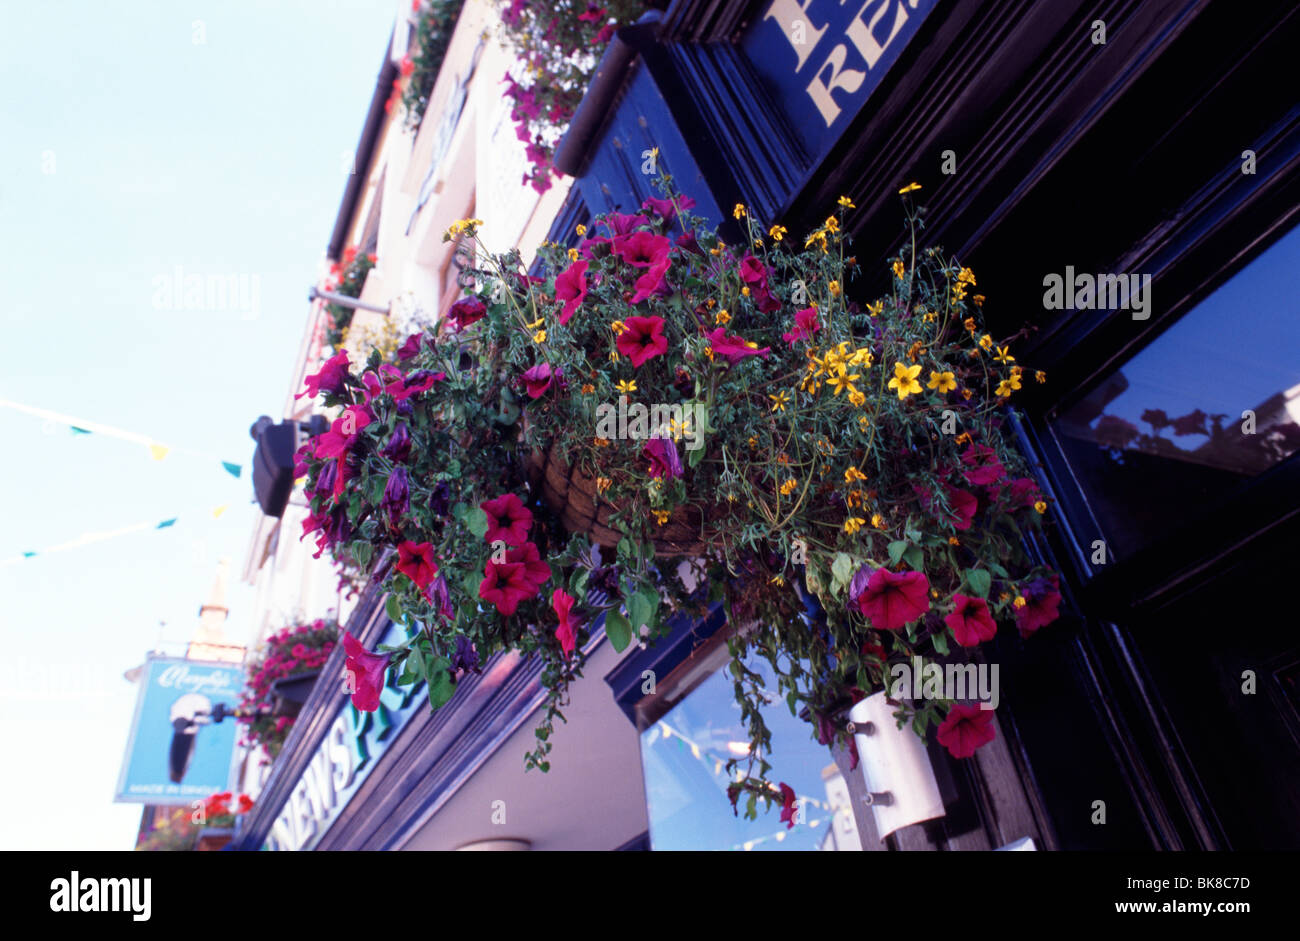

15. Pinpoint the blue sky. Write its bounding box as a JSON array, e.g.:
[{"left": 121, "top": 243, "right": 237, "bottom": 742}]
[{"left": 0, "top": 0, "right": 395, "bottom": 849}]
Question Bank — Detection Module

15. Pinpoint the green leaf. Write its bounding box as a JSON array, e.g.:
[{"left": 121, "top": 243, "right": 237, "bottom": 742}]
[
  {"left": 831, "top": 552, "right": 854, "bottom": 586},
  {"left": 902, "top": 544, "right": 924, "bottom": 571},
  {"left": 427, "top": 659, "right": 455, "bottom": 709},
  {"left": 605, "top": 611, "right": 633, "bottom": 652},
  {"left": 385, "top": 593, "right": 406, "bottom": 625},
  {"left": 688, "top": 442, "right": 705, "bottom": 467},
  {"left": 786, "top": 690, "right": 798, "bottom": 716},
  {"left": 887, "top": 540, "right": 908, "bottom": 566},
  {"left": 465, "top": 507, "right": 489, "bottom": 538},
  {"left": 966, "top": 568, "right": 992, "bottom": 598},
  {"left": 629, "top": 589, "right": 659, "bottom": 631},
  {"left": 931, "top": 632, "right": 949, "bottom": 656}
]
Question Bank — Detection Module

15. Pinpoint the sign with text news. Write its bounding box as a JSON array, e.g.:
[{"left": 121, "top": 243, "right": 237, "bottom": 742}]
[
  {"left": 743, "top": 0, "right": 941, "bottom": 164},
  {"left": 115, "top": 657, "right": 241, "bottom": 804}
]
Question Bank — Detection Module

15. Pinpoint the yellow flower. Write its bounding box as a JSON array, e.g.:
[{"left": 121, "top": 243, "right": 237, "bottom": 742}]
[
  {"left": 961, "top": 388, "right": 974, "bottom": 400},
  {"left": 871, "top": 513, "right": 885, "bottom": 528},
  {"left": 858, "top": 415, "right": 871, "bottom": 432},
  {"left": 898, "top": 182, "right": 922, "bottom": 194},
  {"left": 828, "top": 280, "right": 841, "bottom": 297},
  {"left": 769, "top": 574, "right": 785, "bottom": 586},
  {"left": 994, "top": 346, "right": 1015, "bottom": 365},
  {"left": 1034, "top": 500, "right": 1047, "bottom": 514},
  {"left": 608, "top": 349, "right": 619, "bottom": 363},
  {"left": 963, "top": 317, "right": 976, "bottom": 333},
  {"left": 828, "top": 367, "right": 861, "bottom": 397},
  {"left": 844, "top": 517, "right": 867, "bottom": 535},
  {"left": 892, "top": 259, "right": 905, "bottom": 279},
  {"left": 524, "top": 316, "right": 545, "bottom": 329},
  {"left": 805, "top": 230, "right": 828, "bottom": 253},
  {"left": 769, "top": 391, "right": 790, "bottom": 412},
  {"left": 444, "top": 217, "right": 485, "bottom": 239},
  {"left": 575, "top": 224, "right": 587, "bottom": 236},
  {"left": 844, "top": 467, "right": 868, "bottom": 484},
  {"left": 532, "top": 329, "right": 547, "bottom": 344},
  {"left": 995, "top": 374, "right": 1022, "bottom": 398},
  {"left": 769, "top": 224, "right": 787, "bottom": 241},
  {"left": 948, "top": 536, "right": 960, "bottom": 546},
  {"left": 979, "top": 334, "right": 994, "bottom": 350},
  {"left": 594, "top": 437, "right": 610, "bottom": 447},
  {"left": 1013, "top": 596, "right": 1028, "bottom": 609},
  {"left": 973, "top": 294, "right": 985, "bottom": 307},
  {"left": 957, "top": 267, "right": 976, "bottom": 286},
  {"left": 596, "top": 476, "right": 612, "bottom": 493},
  {"left": 616, "top": 379, "right": 637, "bottom": 395},
  {"left": 567, "top": 247, "right": 580, "bottom": 262},
  {"left": 848, "top": 388, "right": 866, "bottom": 407},
  {"left": 580, "top": 383, "right": 594, "bottom": 395},
  {"left": 837, "top": 195, "right": 856, "bottom": 208},
  {"left": 846, "top": 489, "right": 864, "bottom": 508},
  {"left": 848, "top": 346, "right": 873, "bottom": 367},
  {"left": 741, "top": 285, "right": 751, "bottom": 296},
  {"left": 610, "top": 320, "right": 627, "bottom": 335},
  {"left": 922, "top": 311, "right": 938, "bottom": 323},
  {"left": 703, "top": 347, "right": 714, "bottom": 361},
  {"left": 747, "top": 436, "right": 758, "bottom": 449},
  {"left": 1035, "top": 370, "right": 1047, "bottom": 384},
  {"left": 780, "top": 478, "right": 797, "bottom": 496},
  {"left": 824, "top": 216, "right": 839, "bottom": 233},
  {"left": 866, "top": 300, "right": 883, "bottom": 317},
  {"left": 733, "top": 203, "right": 746, "bottom": 219},
  {"left": 652, "top": 509, "right": 670, "bottom": 525},
  {"left": 887, "top": 361, "right": 923, "bottom": 399},
  {"left": 955, "top": 432, "right": 972, "bottom": 445},
  {"left": 927, "top": 370, "right": 957, "bottom": 393}
]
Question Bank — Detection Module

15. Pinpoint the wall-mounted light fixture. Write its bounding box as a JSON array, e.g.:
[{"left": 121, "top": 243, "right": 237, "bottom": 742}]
[
  {"left": 455, "top": 839, "right": 532, "bottom": 851},
  {"left": 848, "top": 691, "right": 946, "bottom": 840}
]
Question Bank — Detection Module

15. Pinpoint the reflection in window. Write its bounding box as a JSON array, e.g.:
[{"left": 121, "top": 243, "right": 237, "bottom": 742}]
[
  {"left": 640, "top": 654, "right": 860, "bottom": 851},
  {"left": 1052, "top": 222, "right": 1300, "bottom": 556}
]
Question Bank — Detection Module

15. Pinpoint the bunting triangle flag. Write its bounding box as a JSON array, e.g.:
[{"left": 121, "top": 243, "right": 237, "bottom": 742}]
[
  {"left": 148, "top": 443, "right": 171, "bottom": 461},
  {"left": 156, "top": 518, "right": 177, "bottom": 529},
  {"left": 70, "top": 426, "right": 91, "bottom": 435},
  {"left": 221, "top": 461, "right": 242, "bottom": 478},
  {"left": 22, "top": 551, "right": 36, "bottom": 558},
  {"left": 212, "top": 505, "right": 229, "bottom": 519}
]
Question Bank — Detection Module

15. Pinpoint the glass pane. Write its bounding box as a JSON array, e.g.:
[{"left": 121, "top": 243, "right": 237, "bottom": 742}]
[
  {"left": 1051, "top": 223, "right": 1300, "bottom": 556},
  {"left": 640, "top": 654, "right": 861, "bottom": 851}
]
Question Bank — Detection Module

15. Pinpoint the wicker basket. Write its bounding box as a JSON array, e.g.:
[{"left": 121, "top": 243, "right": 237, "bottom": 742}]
[{"left": 525, "top": 442, "right": 713, "bottom": 557}]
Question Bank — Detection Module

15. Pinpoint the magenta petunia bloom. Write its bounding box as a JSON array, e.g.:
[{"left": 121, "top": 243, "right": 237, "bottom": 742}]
[
  {"left": 599, "top": 211, "right": 650, "bottom": 237},
  {"left": 312, "top": 405, "right": 373, "bottom": 460},
  {"left": 738, "top": 253, "right": 768, "bottom": 286},
  {"left": 522, "top": 362, "right": 555, "bottom": 399},
  {"left": 961, "top": 443, "right": 1006, "bottom": 487},
  {"left": 397, "top": 333, "right": 425, "bottom": 360},
  {"left": 630, "top": 259, "right": 670, "bottom": 304},
  {"left": 392, "top": 369, "right": 445, "bottom": 402},
  {"left": 641, "top": 194, "right": 696, "bottom": 224},
  {"left": 936, "top": 703, "right": 996, "bottom": 758},
  {"left": 999, "top": 477, "right": 1042, "bottom": 509},
  {"left": 297, "top": 349, "right": 351, "bottom": 400},
  {"left": 446, "top": 296, "right": 487, "bottom": 331},
  {"left": 343, "top": 632, "right": 390, "bottom": 713},
  {"left": 945, "top": 593, "right": 998, "bottom": 647},
  {"left": 945, "top": 486, "right": 978, "bottom": 531},
  {"left": 395, "top": 540, "right": 438, "bottom": 593},
  {"left": 706, "top": 328, "right": 771, "bottom": 364},
  {"left": 481, "top": 493, "right": 534, "bottom": 545},
  {"left": 554, "top": 259, "right": 588, "bottom": 324},
  {"left": 506, "top": 542, "right": 552, "bottom": 590},
  {"left": 552, "top": 588, "right": 579, "bottom": 658},
  {"left": 781, "top": 306, "right": 821, "bottom": 345},
  {"left": 613, "top": 230, "right": 673, "bottom": 268},
  {"left": 616, "top": 315, "right": 668, "bottom": 367},
  {"left": 854, "top": 568, "right": 931, "bottom": 631},
  {"left": 1015, "top": 575, "right": 1061, "bottom": 638},
  {"left": 643, "top": 436, "right": 683, "bottom": 479},
  {"left": 778, "top": 783, "right": 798, "bottom": 829},
  {"left": 478, "top": 560, "right": 538, "bottom": 616}
]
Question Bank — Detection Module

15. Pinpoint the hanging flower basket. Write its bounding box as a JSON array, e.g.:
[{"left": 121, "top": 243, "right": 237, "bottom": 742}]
[
  {"left": 292, "top": 180, "right": 1063, "bottom": 825},
  {"left": 237, "top": 620, "right": 338, "bottom": 761}
]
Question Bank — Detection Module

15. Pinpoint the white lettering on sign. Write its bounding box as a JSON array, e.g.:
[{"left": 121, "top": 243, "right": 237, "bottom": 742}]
[
  {"left": 156, "top": 663, "right": 236, "bottom": 696},
  {"left": 265, "top": 710, "right": 358, "bottom": 851},
  {"left": 769, "top": 0, "right": 925, "bottom": 126}
]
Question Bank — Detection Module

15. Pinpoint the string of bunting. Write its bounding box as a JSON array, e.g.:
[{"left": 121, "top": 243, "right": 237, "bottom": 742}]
[
  {"left": 0, "top": 399, "right": 243, "bottom": 478},
  {"left": 0, "top": 505, "right": 233, "bottom": 568}
]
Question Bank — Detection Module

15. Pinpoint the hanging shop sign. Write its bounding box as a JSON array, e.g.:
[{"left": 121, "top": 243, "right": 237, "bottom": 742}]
[{"left": 115, "top": 657, "right": 242, "bottom": 805}]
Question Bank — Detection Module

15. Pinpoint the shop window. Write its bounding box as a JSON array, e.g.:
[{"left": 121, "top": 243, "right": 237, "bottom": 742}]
[
  {"left": 640, "top": 651, "right": 858, "bottom": 851},
  {"left": 1050, "top": 222, "right": 1300, "bottom": 557}
]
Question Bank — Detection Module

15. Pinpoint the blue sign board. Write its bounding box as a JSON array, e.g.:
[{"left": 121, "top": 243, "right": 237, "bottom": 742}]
[
  {"left": 115, "top": 657, "right": 243, "bottom": 804},
  {"left": 742, "top": 0, "right": 940, "bottom": 166}
]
